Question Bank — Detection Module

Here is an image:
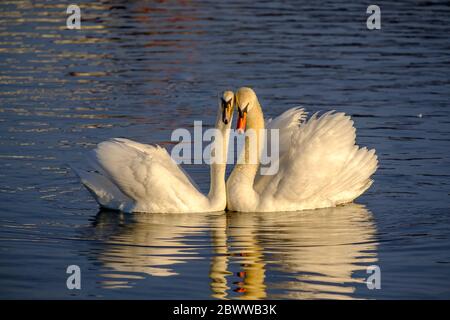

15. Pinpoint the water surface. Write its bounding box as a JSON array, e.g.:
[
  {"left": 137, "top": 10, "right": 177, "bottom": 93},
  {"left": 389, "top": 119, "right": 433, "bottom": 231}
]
[{"left": 0, "top": 0, "right": 449, "bottom": 299}]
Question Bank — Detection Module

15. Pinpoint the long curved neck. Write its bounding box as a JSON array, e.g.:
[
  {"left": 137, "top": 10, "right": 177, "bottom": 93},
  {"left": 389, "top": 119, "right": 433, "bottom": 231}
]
[
  {"left": 238, "top": 102, "right": 265, "bottom": 183},
  {"left": 227, "top": 101, "right": 265, "bottom": 211},
  {"left": 207, "top": 117, "right": 231, "bottom": 211}
]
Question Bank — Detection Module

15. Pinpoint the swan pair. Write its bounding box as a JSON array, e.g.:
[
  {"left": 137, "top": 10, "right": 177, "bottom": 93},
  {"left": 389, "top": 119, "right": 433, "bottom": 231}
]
[{"left": 77, "top": 87, "right": 377, "bottom": 213}]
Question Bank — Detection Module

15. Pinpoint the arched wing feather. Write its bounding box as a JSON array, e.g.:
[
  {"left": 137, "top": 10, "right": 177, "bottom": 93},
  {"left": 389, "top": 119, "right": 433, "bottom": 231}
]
[
  {"left": 90, "top": 138, "right": 207, "bottom": 212},
  {"left": 256, "top": 111, "right": 377, "bottom": 210}
]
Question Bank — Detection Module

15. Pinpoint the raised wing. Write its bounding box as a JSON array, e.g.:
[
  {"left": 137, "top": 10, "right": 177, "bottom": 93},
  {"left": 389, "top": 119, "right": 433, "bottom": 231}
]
[
  {"left": 254, "top": 107, "right": 307, "bottom": 190},
  {"left": 88, "top": 138, "right": 208, "bottom": 213},
  {"left": 265, "top": 107, "right": 307, "bottom": 155},
  {"left": 256, "top": 111, "right": 377, "bottom": 209}
]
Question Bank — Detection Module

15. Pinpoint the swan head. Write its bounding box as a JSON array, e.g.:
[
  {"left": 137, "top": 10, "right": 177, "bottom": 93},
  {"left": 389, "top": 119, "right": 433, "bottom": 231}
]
[
  {"left": 220, "top": 90, "right": 235, "bottom": 125},
  {"left": 235, "top": 87, "right": 257, "bottom": 133}
]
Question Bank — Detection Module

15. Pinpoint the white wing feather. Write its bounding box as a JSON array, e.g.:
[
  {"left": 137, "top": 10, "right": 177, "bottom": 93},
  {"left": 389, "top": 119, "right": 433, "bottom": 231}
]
[
  {"left": 254, "top": 107, "right": 307, "bottom": 191},
  {"left": 73, "top": 167, "right": 134, "bottom": 212},
  {"left": 81, "top": 138, "right": 208, "bottom": 213},
  {"left": 265, "top": 107, "right": 307, "bottom": 155},
  {"left": 255, "top": 110, "right": 377, "bottom": 211}
]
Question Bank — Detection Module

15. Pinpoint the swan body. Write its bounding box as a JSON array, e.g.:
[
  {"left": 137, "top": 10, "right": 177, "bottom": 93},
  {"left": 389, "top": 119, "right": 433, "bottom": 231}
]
[
  {"left": 76, "top": 91, "right": 235, "bottom": 213},
  {"left": 226, "top": 87, "right": 378, "bottom": 212}
]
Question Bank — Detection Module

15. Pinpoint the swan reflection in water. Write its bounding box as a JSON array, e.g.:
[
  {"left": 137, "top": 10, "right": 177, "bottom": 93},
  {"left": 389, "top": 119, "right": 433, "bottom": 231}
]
[
  {"left": 91, "top": 211, "right": 217, "bottom": 288},
  {"left": 90, "top": 204, "right": 377, "bottom": 298}
]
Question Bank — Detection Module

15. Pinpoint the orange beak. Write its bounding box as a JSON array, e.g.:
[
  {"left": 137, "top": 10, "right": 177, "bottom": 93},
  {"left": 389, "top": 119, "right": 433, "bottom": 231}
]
[{"left": 236, "top": 111, "right": 247, "bottom": 134}]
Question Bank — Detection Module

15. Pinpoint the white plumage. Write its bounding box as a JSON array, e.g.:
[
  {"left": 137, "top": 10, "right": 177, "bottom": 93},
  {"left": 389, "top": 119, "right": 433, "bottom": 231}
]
[
  {"left": 227, "top": 87, "right": 378, "bottom": 212},
  {"left": 75, "top": 91, "right": 235, "bottom": 213},
  {"left": 76, "top": 88, "right": 377, "bottom": 214},
  {"left": 79, "top": 139, "right": 210, "bottom": 213}
]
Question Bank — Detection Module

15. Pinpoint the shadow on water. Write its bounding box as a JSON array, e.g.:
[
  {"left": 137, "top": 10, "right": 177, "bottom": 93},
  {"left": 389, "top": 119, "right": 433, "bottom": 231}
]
[{"left": 87, "top": 203, "right": 377, "bottom": 299}]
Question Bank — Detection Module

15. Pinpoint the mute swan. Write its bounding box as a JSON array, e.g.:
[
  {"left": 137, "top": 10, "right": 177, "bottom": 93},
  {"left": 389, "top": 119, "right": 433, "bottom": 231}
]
[
  {"left": 76, "top": 91, "right": 235, "bottom": 213},
  {"left": 226, "top": 87, "right": 378, "bottom": 212}
]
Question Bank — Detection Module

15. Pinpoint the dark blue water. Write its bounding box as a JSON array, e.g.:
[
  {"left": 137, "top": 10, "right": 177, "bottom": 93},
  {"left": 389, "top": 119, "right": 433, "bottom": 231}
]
[{"left": 0, "top": 0, "right": 449, "bottom": 299}]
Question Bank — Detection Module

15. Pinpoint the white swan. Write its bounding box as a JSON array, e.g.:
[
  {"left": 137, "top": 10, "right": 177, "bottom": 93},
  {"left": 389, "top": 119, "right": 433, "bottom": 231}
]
[
  {"left": 226, "top": 87, "right": 378, "bottom": 212},
  {"left": 76, "top": 91, "right": 235, "bottom": 213}
]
